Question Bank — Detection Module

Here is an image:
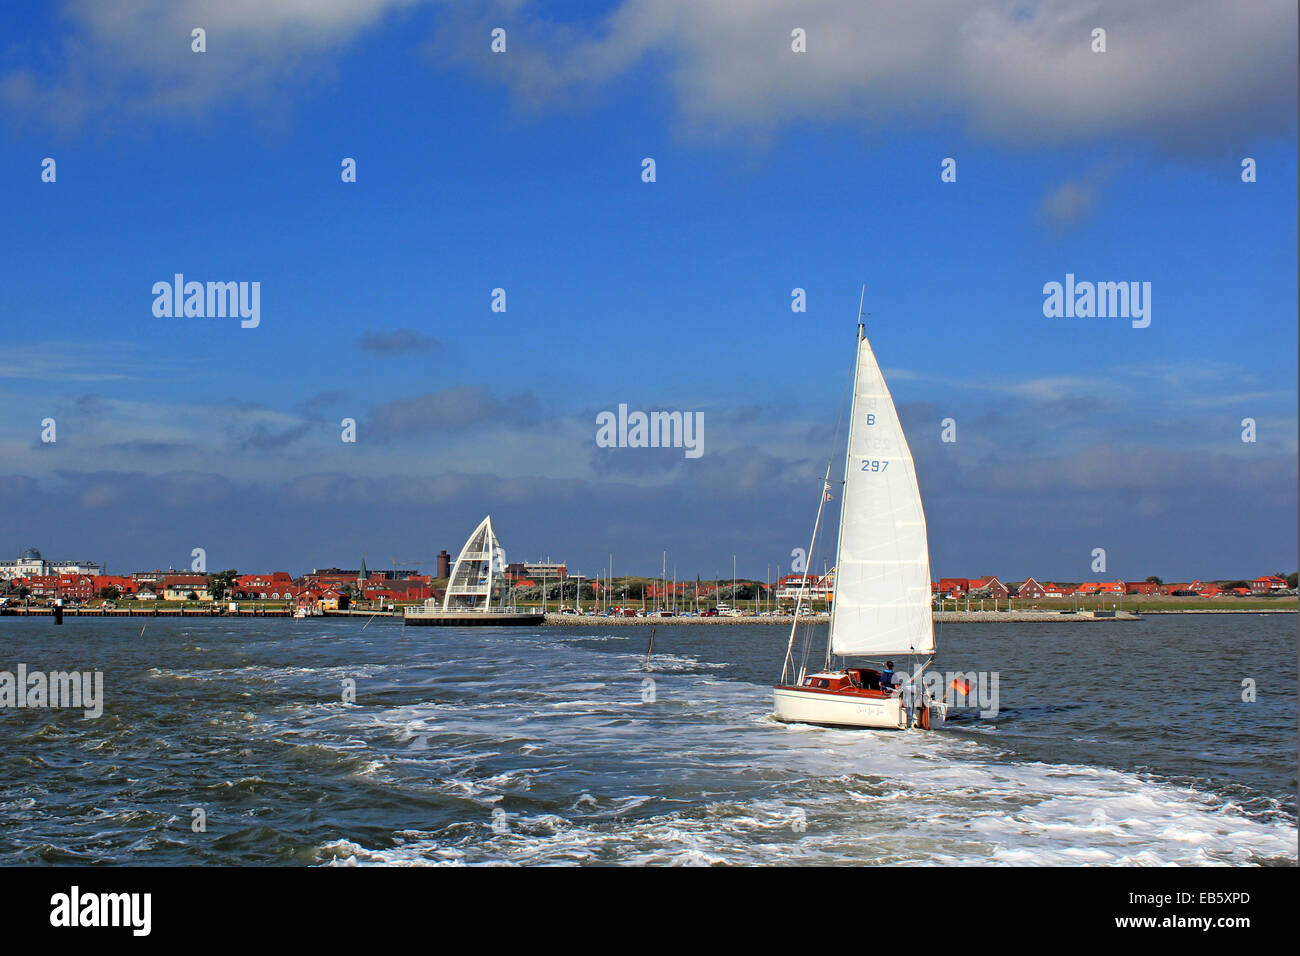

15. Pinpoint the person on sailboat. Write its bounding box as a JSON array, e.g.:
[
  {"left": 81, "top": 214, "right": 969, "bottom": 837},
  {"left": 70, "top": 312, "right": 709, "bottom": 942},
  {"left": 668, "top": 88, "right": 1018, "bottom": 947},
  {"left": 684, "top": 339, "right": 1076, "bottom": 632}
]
[{"left": 880, "top": 661, "right": 896, "bottom": 691}]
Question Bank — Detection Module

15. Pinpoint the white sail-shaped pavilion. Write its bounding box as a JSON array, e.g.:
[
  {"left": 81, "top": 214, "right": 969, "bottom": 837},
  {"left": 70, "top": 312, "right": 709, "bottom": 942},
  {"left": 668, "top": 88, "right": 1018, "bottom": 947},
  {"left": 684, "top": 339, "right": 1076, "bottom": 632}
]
[
  {"left": 404, "top": 515, "right": 543, "bottom": 626},
  {"left": 443, "top": 515, "right": 505, "bottom": 611}
]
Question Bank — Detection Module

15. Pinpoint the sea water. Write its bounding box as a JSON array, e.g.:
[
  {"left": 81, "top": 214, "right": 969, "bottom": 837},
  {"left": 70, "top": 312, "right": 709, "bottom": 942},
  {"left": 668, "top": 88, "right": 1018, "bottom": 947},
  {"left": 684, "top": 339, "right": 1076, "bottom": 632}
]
[{"left": 0, "top": 615, "right": 1293, "bottom": 865}]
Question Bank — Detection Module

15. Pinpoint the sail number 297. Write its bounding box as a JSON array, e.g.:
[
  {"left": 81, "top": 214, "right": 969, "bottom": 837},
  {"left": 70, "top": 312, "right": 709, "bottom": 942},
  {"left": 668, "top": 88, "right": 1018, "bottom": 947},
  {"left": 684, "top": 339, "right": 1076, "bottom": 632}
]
[{"left": 861, "top": 406, "right": 888, "bottom": 471}]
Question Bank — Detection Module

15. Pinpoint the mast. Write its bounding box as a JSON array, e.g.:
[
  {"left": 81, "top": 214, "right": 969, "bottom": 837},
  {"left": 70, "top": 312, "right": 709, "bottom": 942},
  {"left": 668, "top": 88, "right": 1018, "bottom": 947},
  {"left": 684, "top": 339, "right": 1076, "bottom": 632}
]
[{"left": 824, "top": 288, "right": 867, "bottom": 671}]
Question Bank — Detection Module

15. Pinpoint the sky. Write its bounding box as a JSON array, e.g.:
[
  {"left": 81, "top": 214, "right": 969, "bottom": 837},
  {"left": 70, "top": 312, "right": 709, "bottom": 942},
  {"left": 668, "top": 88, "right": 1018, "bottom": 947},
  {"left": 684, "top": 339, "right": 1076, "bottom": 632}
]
[{"left": 0, "top": 0, "right": 1296, "bottom": 583}]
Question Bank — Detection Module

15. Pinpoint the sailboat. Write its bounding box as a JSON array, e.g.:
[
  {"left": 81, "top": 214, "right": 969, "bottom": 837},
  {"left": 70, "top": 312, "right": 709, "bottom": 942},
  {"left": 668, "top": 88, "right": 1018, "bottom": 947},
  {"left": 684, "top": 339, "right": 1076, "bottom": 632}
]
[{"left": 773, "top": 293, "right": 945, "bottom": 731}]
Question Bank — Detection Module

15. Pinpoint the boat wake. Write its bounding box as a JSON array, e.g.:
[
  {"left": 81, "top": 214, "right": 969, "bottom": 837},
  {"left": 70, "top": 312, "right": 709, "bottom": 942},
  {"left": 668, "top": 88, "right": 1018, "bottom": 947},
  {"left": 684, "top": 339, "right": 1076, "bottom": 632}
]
[
  {"left": 251, "top": 633, "right": 1296, "bottom": 867},
  {"left": 6, "top": 619, "right": 1291, "bottom": 866}
]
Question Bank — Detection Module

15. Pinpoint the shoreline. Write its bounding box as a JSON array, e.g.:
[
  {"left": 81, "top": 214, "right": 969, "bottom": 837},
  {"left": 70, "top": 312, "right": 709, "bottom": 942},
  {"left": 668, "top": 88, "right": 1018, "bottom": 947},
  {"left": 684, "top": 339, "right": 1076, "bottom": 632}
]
[
  {"left": 540, "top": 610, "right": 1146, "bottom": 624},
  {"left": 2, "top": 607, "right": 1291, "bottom": 623},
  {"left": 1137, "top": 608, "right": 1296, "bottom": 614}
]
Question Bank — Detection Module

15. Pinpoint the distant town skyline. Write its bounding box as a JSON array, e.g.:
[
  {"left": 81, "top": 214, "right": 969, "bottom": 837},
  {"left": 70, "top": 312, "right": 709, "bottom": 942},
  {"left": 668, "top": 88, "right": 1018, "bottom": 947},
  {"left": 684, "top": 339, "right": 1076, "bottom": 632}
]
[
  {"left": 0, "top": 543, "right": 1292, "bottom": 591},
  {"left": 0, "top": 2, "right": 1294, "bottom": 582}
]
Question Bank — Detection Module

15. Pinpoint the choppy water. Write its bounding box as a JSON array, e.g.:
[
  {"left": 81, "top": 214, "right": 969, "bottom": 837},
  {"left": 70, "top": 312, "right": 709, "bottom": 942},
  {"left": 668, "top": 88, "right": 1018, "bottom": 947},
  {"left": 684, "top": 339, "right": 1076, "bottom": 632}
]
[{"left": 1, "top": 614, "right": 1295, "bottom": 865}]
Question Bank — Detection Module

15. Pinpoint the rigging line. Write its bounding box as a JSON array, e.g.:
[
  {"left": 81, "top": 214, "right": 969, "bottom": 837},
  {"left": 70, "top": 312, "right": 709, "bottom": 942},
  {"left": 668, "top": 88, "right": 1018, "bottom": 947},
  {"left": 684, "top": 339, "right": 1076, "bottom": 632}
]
[
  {"left": 825, "top": 319, "right": 864, "bottom": 671},
  {"left": 800, "top": 317, "right": 856, "bottom": 663},
  {"left": 811, "top": 317, "right": 861, "bottom": 677},
  {"left": 780, "top": 294, "right": 866, "bottom": 683}
]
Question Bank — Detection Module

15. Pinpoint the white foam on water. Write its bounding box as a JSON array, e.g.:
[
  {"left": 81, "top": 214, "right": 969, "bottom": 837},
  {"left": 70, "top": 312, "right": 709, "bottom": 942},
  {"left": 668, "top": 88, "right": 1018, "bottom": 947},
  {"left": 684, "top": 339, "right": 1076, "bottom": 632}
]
[{"left": 237, "top": 634, "right": 1294, "bottom": 866}]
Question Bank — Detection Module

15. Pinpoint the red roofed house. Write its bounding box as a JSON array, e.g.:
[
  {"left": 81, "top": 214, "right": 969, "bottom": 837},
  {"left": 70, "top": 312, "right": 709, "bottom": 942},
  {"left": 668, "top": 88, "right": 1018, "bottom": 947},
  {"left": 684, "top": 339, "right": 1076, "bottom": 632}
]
[
  {"left": 1042, "top": 583, "right": 1071, "bottom": 597},
  {"left": 967, "top": 576, "right": 1009, "bottom": 599},
  {"left": 236, "top": 575, "right": 301, "bottom": 600},
  {"left": 1251, "top": 575, "right": 1287, "bottom": 594},
  {"left": 26, "top": 574, "right": 97, "bottom": 601},
  {"left": 371, "top": 578, "right": 435, "bottom": 603},
  {"left": 23, "top": 576, "right": 54, "bottom": 599},
  {"left": 1125, "top": 581, "right": 1160, "bottom": 596},
  {"left": 162, "top": 575, "right": 212, "bottom": 601},
  {"left": 234, "top": 572, "right": 295, "bottom": 599},
  {"left": 936, "top": 578, "right": 967, "bottom": 598},
  {"left": 1016, "top": 577, "right": 1047, "bottom": 599},
  {"left": 91, "top": 575, "right": 137, "bottom": 596}
]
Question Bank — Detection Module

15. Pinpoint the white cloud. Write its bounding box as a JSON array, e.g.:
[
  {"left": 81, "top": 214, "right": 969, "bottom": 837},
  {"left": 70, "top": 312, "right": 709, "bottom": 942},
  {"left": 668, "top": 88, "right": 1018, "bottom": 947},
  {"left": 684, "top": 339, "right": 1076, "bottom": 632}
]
[
  {"left": 5, "top": 1, "right": 1293, "bottom": 149},
  {"left": 1038, "top": 161, "right": 1120, "bottom": 229},
  {"left": 435, "top": 0, "right": 1297, "bottom": 149},
  {"left": 2, "top": 0, "right": 422, "bottom": 122},
  {"left": 0, "top": 343, "right": 152, "bottom": 382}
]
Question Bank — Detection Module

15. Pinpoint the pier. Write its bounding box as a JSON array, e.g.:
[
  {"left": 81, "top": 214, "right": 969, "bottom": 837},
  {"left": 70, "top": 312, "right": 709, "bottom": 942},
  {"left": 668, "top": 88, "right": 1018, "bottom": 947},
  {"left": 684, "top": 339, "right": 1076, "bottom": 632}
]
[{"left": 0, "top": 606, "right": 293, "bottom": 617}]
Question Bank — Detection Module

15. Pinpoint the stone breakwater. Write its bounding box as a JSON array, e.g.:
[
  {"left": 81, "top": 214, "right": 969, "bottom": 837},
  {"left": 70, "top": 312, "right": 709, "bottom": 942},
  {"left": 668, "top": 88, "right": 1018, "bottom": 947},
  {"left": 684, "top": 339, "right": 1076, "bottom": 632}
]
[{"left": 542, "top": 610, "right": 1142, "bottom": 625}]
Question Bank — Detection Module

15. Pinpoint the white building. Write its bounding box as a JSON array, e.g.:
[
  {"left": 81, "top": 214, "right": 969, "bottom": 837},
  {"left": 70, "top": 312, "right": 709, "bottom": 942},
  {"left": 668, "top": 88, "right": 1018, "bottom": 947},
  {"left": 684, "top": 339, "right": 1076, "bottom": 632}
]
[
  {"left": 0, "top": 548, "right": 48, "bottom": 579},
  {"left": 50, "top": 560, "right": 104, "bottom": 575},
  {"left": 776, "top": 568, "right": 835, "bottom": 602},
  {"left": 163, "top": 582, "right": 212, "bottom": 601},
  {"left": 507, "top": 560, "right": 567, "bottom": 580},
  {"left": 0, "top": 548, "right": 104, "bottom": 580}
]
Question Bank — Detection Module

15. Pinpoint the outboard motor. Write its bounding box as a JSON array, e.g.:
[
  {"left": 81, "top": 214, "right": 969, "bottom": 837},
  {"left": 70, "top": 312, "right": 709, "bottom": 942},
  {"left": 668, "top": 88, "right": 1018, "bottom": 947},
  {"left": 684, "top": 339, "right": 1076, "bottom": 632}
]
[{"left": 900, "top": 680, "right": 916, "bottom": 728}]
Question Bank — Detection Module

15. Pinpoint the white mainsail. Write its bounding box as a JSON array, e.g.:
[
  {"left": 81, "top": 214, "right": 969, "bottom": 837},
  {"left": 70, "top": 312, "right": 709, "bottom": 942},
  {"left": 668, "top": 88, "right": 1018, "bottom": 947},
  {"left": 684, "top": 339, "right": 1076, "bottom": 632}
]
[
  {"left": 827, "top": 327, "right": 934, "bottom": 657},
  {"left": 443, "top": 515, "right": 506, "bottom": 611}
]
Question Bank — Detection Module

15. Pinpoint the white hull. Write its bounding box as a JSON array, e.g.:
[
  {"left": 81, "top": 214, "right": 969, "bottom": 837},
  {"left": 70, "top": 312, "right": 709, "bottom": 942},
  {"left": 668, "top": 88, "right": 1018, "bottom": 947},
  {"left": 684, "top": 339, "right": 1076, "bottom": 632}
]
[{"left": 773, "top": 686, "right": 945, "bottom": 730}]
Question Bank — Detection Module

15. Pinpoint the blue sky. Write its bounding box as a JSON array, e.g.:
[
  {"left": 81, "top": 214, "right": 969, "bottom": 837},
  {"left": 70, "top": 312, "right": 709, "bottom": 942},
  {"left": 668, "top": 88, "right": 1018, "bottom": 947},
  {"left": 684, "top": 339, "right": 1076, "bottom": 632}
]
[{"left": 0, "top": 0, "right": 1296, "bottom": 582}]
